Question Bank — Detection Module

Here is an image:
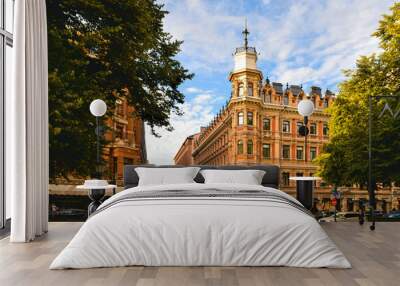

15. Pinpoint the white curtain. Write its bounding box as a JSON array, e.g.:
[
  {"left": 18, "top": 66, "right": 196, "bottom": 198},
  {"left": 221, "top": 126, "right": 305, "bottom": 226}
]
[{"left": 8, "top": 0, "right": 49, "bottom": 242}]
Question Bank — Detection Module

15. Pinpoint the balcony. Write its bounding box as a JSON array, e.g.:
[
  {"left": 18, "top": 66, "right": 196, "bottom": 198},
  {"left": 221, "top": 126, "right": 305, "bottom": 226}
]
[{"left": 235, "top": 46, "right": 256, "bottom": 54}]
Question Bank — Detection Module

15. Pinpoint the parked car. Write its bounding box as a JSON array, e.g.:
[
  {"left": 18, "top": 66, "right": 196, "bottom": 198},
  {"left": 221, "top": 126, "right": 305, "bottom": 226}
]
[
  {"left": 387, "top": 213, "right": 400, "bottom": 218},
  {"left": 318, "top": 212, "right": 360, "bottom": 222},
  {"left": 385, "top": 211, "right": 400, "bottom": 219}
]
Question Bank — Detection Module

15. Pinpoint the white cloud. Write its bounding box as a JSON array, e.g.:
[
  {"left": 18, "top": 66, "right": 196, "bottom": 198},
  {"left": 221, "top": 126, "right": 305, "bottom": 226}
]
[
  {"left": 145, "top": 90, "right": 224, "bottom": 164},
  {"left": 147, "top": 0, "right": 396, "bottom": 164},
  {"left": 162, "top": 0, "right": 395, "bottom": 84}
]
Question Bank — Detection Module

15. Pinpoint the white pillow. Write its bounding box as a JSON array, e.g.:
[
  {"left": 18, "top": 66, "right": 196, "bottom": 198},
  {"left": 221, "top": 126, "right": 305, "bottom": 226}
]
[
  {"left": 135, "top": 167, "right": 200, "bottom": 186},
  {"left": 200, "top": 169, "right": 266, "bottom": 185}
]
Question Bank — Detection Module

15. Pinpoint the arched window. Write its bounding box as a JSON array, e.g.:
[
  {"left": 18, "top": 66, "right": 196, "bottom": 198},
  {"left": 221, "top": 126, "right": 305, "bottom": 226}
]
[
  {"left": 237, "top": 140, "right": 244, "bottom": 154},
  {"left": 283, "top": 94, "right": 289, "bottom": 105},
  {"left": 247, "top": 140, "right": 253, "bottom": 155},
  {"left": 247, "top": 112, "right": 253, "bottom": 125},
  {"left": 263, "top": 118, "right": 271, "bottom": 131},
  {"left": 238, "top": 112, "right": 244, "bottom": 125},
  {"left": 238, "top": 83, "right": 244, "bottom": 97},
  {"left": 247, "top": 83, "right": 253, "bottom": 96}
]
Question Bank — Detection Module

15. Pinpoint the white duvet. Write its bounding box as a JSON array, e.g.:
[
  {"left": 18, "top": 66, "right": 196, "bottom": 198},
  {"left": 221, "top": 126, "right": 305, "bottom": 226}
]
[{"left": 50, "top": 183, "right": 351, "bottom": 269}]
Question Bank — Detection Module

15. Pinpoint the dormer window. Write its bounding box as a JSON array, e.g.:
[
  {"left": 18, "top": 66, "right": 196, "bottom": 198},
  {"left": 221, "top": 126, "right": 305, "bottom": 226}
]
[
  {"left": 283, "top": 94, "right": 289, "bottom": 105},
  {"left": 247, "top": 83, "right": 253, "bottom": 96},
  {"left": 324, "top": 98, "right": 329, "bottom": 108},
  {"left": 238, "top": 83, "right": 244, "bottom": 97},
  {"left": 264, "top": 91, "right": 271, "bottom": 103}
]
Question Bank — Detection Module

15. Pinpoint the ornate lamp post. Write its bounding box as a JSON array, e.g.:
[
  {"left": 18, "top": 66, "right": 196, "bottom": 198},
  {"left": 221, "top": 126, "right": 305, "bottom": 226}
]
[
  {"left": 297, "top": 98, "right": 315, "bottom": 162},
  {"left": 290, "top": 98, "right": 317, "bottom": 211},
  {"left": 90, "top": 99, "right": 107, "bottom": 178}
]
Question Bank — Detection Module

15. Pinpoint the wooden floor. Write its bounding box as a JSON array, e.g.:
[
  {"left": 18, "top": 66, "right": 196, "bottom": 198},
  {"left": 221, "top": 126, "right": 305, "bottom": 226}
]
[{"left": 0, "top": 222, "right": 399, "bottom": 286}]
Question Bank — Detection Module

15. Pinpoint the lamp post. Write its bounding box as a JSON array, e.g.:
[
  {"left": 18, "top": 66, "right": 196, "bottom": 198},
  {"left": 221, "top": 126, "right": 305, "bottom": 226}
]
[
  {"left": 90, "top": 99, "right": 107, "bottom": 178},
  {"left": 289, "top": 98, "right": 317, "bottom": 211},
  {"left": 297, "top": 98, "right": 315, "bottom": 162}
]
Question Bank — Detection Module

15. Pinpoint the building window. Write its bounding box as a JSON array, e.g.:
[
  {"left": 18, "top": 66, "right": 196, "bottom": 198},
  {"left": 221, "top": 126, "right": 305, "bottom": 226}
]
[
  {"left": 116, "top": 100, "right": 124, "bottom": 116},
  {"left": 282, "top": 145, "right": 290, "bottom": 159},
  {"left": 263, "top": 118, "right": 271, "bottom": 131},
  {"left": 283, "top": 94, "right": 289, "bottom": 105},
  {"left": 238, "top": 112, "right": 244, "bottom": 125},
  {"left": 263, "top": 144, "right": 270, "bottom": 159},
  {"left": 282, "top": 172, "right": 290, "bottom": 186},
  {"left": 310, "top": 147, "right": 317, "bottom": 160},
  {"left": 237, "top": 140, "right": 243, "bottom": 154},
  {"left": 310, "top": 123, "right": 317, "bottom": 135},
  {"left": 323, "top": 123, "right": 329, "bottom": 136},
  {"left": 296, "top": 146, "right": 304, "bottom": 160},
  {"left": 311, "top": 96, "right": 316, "bottom": 106},
  {"left": 324, "top": 98, "right": 329, "bottom": 108},
  {"left": 296, "top": 172, "right": 303, "bottom": 177},
  {"left": 247, "top": 140, "right": 253, "bottom": 155},
  {"left": 282, "top": 120, "right": 290, "bottom": 133},
  {"left": 238, "top": 83, "right": 244, "bottom": 97},
  {"left": 115, "top": 123, "right": 125, "bottom": 139},
  {"left": 247, "top": 83, "right": 253, "bottom": 96},
  {"left": 297, "top": 121, "right": 303, "bottom": 135},
  {"left": 247, "top": 112, "right": 253, "bottom": 125}
]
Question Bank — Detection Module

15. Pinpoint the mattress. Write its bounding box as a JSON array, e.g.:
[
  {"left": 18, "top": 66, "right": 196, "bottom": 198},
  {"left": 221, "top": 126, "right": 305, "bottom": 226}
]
[{"left": 50, "top": 183, "right": 351, "bottom": 269}]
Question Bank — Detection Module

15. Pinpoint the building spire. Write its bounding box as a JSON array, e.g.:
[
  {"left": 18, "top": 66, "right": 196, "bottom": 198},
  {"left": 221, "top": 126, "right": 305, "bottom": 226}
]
[{"left": 242, "top": 18, "right": 249, "bottom": 49}]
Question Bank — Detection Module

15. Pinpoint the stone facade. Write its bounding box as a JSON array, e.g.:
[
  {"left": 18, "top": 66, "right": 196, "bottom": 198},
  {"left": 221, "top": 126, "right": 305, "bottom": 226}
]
[{"left": 174, "top": 28, "right": 400, "bottom": 212}]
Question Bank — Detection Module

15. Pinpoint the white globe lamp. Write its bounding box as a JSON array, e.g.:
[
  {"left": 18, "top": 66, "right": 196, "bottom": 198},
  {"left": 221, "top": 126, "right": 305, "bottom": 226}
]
[
  {"left": 90, "top": 99, "right": 107, "bottom": 117},
  {"left": 297, "top": 98, "right": 315, "bottom": 163},
  {"left": 297, "top": 99, "right": 314, "bottom": 117}
]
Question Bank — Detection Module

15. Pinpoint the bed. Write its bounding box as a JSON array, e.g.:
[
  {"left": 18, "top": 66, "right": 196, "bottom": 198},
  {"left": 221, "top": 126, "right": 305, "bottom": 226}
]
[{"left": 50, "top": 165, "right": 351, "bottom": 269}]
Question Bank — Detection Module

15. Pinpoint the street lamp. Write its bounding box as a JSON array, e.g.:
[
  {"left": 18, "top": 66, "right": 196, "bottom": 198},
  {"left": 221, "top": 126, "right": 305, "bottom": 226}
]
[
  {"left": 90, "top": 99, "right": 107, "bottom": 178},
  {"left": 297, "top": 98, "right": 315, "bottom": 162}
]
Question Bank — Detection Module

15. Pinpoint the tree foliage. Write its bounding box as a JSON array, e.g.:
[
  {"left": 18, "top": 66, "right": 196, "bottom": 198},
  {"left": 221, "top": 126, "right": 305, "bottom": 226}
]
[
  {"left": 47, "top": 0, "right": 193, "bottom": 180},
  {"left": 316, "top": 3, "right": 400, "bottom": 187}
]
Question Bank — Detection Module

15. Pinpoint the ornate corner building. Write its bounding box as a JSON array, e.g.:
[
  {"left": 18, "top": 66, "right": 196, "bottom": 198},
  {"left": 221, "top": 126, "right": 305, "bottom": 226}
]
[
  {"left": 174, "top": 27, "right": 400, "bottom": 212},
  {"left": 104, "top": 97, "right": 147, "bottom": 184}
]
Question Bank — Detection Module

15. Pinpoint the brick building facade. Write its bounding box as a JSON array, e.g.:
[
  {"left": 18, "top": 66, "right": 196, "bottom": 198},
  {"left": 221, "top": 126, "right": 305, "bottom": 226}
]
[
  {"left": 175, "top": 28, "right": 400, "bottom": 212},
  {"left": 104, "top": 97, "right": 147, "bottom": 183},
  {"left": 174, "top": 133, "right": 199, "bottom": 166}
]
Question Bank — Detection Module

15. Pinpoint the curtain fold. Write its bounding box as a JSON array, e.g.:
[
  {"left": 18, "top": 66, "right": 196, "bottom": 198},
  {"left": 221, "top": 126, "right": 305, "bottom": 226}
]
[{"left": 9, "top": 0, "right": 49, "bottom": 242}]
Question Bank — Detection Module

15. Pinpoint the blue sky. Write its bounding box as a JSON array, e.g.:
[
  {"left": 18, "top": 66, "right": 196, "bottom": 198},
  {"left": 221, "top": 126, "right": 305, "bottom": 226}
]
[{"left": 146, "top": 0, "right": 396, "bottom": 164}]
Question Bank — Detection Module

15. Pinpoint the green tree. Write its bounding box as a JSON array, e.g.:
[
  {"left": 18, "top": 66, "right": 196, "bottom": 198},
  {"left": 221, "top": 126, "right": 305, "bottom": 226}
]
[
  {"left": 316, "top": 3, "right": 400, "bottom": 188},
  {"left": 47, "top": 0, "right": 193, "bottom": 180}
]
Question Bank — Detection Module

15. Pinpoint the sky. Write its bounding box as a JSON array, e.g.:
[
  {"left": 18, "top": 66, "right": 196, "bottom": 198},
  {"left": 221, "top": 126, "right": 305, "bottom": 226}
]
[{"left": 145, "top": 0, "right": 397, "bottom": 164}]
